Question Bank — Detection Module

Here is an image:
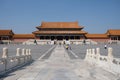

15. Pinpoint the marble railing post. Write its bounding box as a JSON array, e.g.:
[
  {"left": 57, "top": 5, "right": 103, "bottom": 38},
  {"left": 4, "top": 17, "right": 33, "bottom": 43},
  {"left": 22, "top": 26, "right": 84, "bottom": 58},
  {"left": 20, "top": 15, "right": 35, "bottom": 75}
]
[
  {"left": 2, "top": 47, "right": 8, "bottom": 71},
  {"left": 2, "top": 47, "right": 8, "bottom": 58},
  {"left": 85, "top": 49, "right": 89, "bottom": 60},
  {"left": 16, "top": 48, "right": 21, "bottom": 65},
  {"left": 16, "top": 48, "right": 21, "bottom": 56},
  {"left": 22, "top": 48, "right": 25, "bottom": 63},
  {"left": 92, "top": 48, "right": 95, "bottom": 55},
  {"left": 28, "top": 49, "right": 31, "bottom": 55},
  {"left": 92, "top": 49, "right": 96, "bottom": 63},
  {"left": 88, "top": 49, "right": 92, "bottom": 64},
  {"left": 26, "top": 49, "right": 29, "bottom": 56},
  {"left": 22, "top": 48, "right": 25, "bottom": 56},
  {"left": 28, "top": 49, "right": 32, "bottom": 60},
  {"left": 89, "top": 49, "right": 92, "bottom": 57},
  {"left": 108, "top": 47, "right": 113, "bottom": 59},
  {"left": 96, "top": 48, "right": 100, "bottom": 63},
  {"left": 88, "top": 49, "right": 92, "bottom": 55},
  {"left": 92, "top": 48, "right": 95, "bottom": 57},
  {"left": 108, "top": 47, "right": 113, "bottom": 64},
  {"left": 25, "top": 49, "right": 29, "bottom": 61}
]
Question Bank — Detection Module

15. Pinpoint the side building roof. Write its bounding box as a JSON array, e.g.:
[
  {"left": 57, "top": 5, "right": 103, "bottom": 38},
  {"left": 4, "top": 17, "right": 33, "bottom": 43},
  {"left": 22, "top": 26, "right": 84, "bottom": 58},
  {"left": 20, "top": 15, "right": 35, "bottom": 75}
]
[
  {"left": 0, "top": 30, "right": 14, "bottom": 36},
  {"left": 13, "top": 34, "right": 35, "bottom": 39},
  {"left": 106, "top": 29, "right": 120, "bottom": 36}
]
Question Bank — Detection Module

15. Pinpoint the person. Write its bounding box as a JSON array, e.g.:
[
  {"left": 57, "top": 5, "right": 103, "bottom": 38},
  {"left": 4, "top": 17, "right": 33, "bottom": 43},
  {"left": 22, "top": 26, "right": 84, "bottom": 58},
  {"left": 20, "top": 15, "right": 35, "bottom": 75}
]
[
  {"left": 66, "top": 45, "right": 69, "bottom": 50},
  {"left": 83, "top": 39, "right": 86, "bottom": 45},
  {"left": 34, "top": 39, "right": 37, "bottom": 45},
  {"left": 104, "top": 44, "right": 107, "bottom": 49},
  {"left": 59, "top": 42, "right": 61, "bottom": 46}
]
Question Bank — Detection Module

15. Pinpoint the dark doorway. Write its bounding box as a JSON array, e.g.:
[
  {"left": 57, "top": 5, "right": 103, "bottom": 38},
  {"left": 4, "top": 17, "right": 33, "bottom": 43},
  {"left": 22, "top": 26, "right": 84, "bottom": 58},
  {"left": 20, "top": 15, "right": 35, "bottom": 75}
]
[
  {"left": 57, "top": 36, "right": 63, "bottom": 40},
  {"left": 40, "top": 36, "right": 44, "bottom": 39},
  {"left": 51, "top": 36, "right": 55, "bottom": 40},
  {"left": 65, "top": 36, "right": 69, "bottom": 40},
  {"left": 70, "top": 36, "right": 74, "bottom": 39},
  {"left": 118, "top": 36, "right": 120, "bottom": 40}
]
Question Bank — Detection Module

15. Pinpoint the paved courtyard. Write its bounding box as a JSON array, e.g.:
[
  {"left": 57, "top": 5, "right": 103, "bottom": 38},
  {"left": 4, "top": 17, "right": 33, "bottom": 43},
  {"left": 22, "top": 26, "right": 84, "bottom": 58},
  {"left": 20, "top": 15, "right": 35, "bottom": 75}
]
[{"left": 1, "top": 44, "right": 120, "bottom": 80}]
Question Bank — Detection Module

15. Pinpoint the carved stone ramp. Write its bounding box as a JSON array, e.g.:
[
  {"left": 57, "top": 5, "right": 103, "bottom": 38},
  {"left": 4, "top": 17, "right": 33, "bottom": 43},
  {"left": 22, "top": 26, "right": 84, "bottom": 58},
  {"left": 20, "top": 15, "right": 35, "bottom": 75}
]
[{"left": 3, "top": 45, "right": 118, "bottom": 80}]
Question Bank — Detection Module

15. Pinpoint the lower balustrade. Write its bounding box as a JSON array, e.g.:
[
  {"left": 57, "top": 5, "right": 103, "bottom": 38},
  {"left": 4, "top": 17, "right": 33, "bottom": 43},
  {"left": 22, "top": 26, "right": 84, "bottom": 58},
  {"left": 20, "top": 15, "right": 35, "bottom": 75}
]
[
  {"left": 85, "top": 47, "right": 120, "bottom": 74},
  {"left": 0, "top": 47, "right": 32, "bottom": 76}
]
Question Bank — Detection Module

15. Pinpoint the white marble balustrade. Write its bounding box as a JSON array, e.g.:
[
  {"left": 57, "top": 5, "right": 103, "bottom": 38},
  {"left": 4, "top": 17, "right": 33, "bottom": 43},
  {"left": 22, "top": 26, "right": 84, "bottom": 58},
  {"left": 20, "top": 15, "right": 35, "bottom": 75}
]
[
  {"left": 0, "top": 47, "right": 32, "bottom": 75},
  {"left": 85, "top": 47, "right": 120, "bottom": 74}
]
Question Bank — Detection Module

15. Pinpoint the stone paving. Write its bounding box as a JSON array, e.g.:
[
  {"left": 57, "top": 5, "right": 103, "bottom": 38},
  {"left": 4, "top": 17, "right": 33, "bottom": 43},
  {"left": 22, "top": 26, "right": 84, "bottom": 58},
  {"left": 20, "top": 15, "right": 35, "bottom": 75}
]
[{"left": 2, "top": 45, "right": 119, "bottom": 80}]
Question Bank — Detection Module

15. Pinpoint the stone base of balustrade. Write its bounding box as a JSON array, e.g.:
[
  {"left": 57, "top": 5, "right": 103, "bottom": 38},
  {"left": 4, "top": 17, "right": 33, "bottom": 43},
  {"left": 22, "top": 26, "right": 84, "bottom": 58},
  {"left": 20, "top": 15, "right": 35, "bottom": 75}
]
[{"left": 0, "top": 59, "right": 33, "bottom": 77}]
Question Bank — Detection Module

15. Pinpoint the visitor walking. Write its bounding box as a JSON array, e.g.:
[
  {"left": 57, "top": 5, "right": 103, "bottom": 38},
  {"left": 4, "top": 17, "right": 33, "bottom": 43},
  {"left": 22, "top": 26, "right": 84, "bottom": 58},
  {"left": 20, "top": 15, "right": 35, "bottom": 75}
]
[
  {"left": 34, "top": 39, "right": 37, "bottom": 45},
  {"left": 104, "top": 44, "right": 107, "bottom": 49},
  {"left": 83, "top": 39, "right": 86, "bottom": 45},
  {"left": 66, "top": 45, "right": 69, "bottom": 50}
]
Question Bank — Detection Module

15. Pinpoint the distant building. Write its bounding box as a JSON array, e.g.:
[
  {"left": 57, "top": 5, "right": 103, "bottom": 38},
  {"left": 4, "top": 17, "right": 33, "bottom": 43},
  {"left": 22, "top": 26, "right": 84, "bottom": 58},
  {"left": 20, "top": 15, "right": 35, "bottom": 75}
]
[
  {"left": 0, "top": 30, "right": 14, "bottom": 40},
  {"left": 0, "top": 30, "right": 14, "bottom": 43},
  {"left": 106, "top": 29, "right": 120, "bottom": 41},
  {"left": 0, "top": 22, "right": 120, "bottom": 44},
  {"left": 32, "top": 21, "right": 87, "bottom": 40}
]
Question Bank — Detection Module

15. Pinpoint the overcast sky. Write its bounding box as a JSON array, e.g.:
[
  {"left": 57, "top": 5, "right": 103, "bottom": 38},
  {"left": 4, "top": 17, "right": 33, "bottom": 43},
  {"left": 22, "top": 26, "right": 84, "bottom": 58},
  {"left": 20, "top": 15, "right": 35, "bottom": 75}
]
[{"left": 0, "top": 0, "right": 120, "bottom": 34}]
